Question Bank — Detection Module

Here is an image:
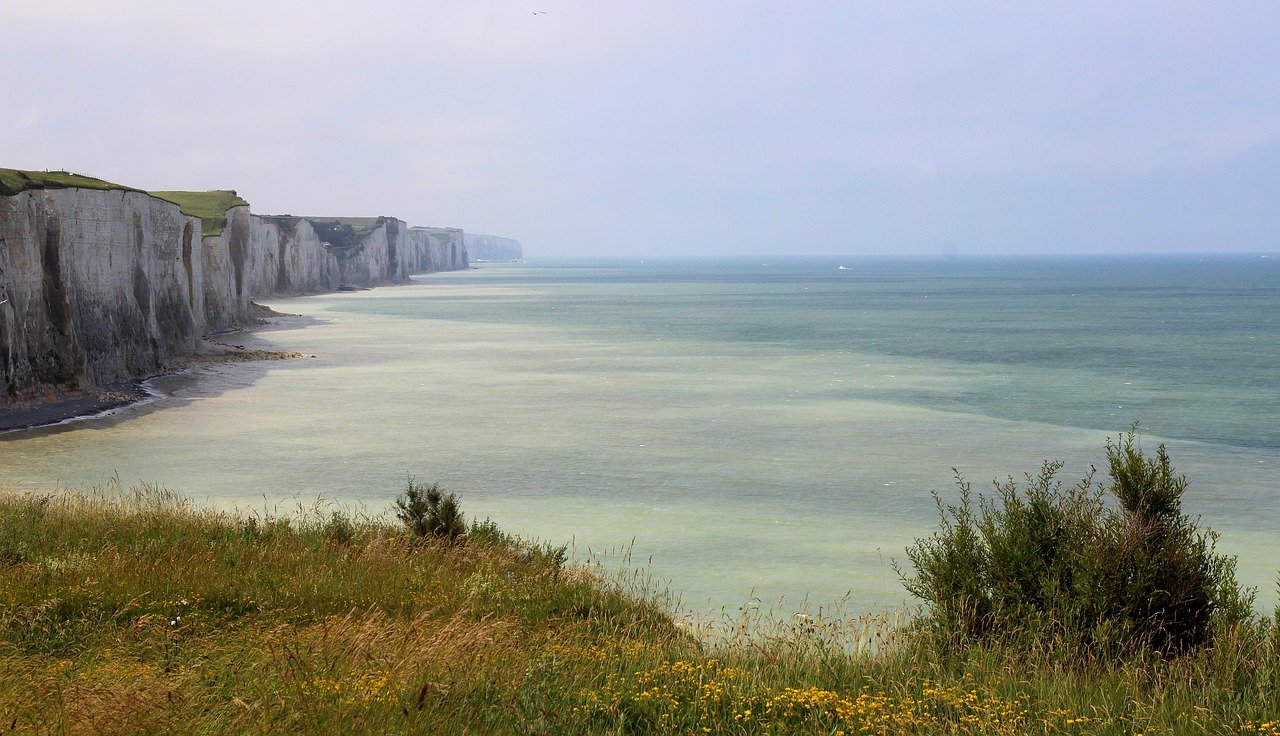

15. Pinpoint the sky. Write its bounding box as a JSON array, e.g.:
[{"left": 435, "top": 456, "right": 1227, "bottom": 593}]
[{"left": 1, "top": 1, "right": 1278, "bottom": 257}]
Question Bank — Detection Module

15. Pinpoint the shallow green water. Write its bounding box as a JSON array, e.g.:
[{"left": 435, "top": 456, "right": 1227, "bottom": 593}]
[{"left": 1, "top": 256, "right": 1277, "bottom": 613}]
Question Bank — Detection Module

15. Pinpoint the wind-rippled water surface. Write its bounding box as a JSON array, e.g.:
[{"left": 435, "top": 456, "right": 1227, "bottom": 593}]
[{"left": 2, "top": 256, "right": 1277, "bottom": 612}]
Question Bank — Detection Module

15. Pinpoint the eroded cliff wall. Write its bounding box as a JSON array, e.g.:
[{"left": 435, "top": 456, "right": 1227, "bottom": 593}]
[
  {"left": 410, "top": 227, "right": 469, "bottom": 271},
  {"left": 245, "top": 216, "right": 341, "bottom": 297},
  {"left": 1, "top": 179, "right": 480, "bottom": 404},
  {"left": 317, "top": 217, "right": 409, "bottom": 288},
  {"left": 248, "top": 216, "right": 414, "bottom": 291},
  {"left": 463, "top": 233, "right": 522, "bottom": 261},
  {"left": 202, "top": 204, "right": 253, "bottom": 332},
  {"left": 0, "top": 189, "right": 204, "bottom": 401},
  {"left": 198, "top": 215, "right": 473, "bottom": 332}
]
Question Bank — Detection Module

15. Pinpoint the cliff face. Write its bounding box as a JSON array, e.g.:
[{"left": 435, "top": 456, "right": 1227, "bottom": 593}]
[
  {"left": 204, "top": 216, "right": 473, "bottom": 331},
  {"left": 0, "top": 189, "right": 204, "bottom": 401},
  {"left": 410, "top": 227, "right": 469, "bottom": 271},
  {"left": 306, "top": 217, "right": 411, "bottom": 288},
  {"left": 243, "top": 216, "right": 443, "bottom": 293},
  {"left": 245, "top": 216, "right": 340, "bottom": 298},
  {"left": 1, "top": 175, "right": 481, "bottom": 404},
  {"left": 201, "top": 204, "right": 253, "bottom": 332},
  {"left": 463, "top": 233, "right": 523, "bottom": 261}
]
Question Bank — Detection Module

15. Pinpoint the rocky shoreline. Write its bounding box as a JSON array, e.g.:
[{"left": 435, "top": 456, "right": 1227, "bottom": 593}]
[
  {"left": 0, "top": 312, "right": 312, "bottom": 435},
  {"left": 0, "top": 381, "right": 154, "bottom": 434}
]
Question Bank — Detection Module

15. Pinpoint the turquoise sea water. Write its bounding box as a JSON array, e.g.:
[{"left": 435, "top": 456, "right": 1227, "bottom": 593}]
[{"left": 1, "top": 256, "right": 1277, "bottom": 613}]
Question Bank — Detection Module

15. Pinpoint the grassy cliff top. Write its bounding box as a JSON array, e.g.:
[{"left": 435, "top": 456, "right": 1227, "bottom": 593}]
[
  {"left": 412, "top": 226, "right": 460, "bottom": 243},
  {"left": 259, "top": 216, "right": 389, "bottom": 225},
  {"left": 150, "top": 190, "right": 250, "bottom": 237},
  {"left": 304, "top": 216, "right": 389, "bottom": 250},
  {"left": 311, "top": 216, "right": 389, "bottom": 227},
  {"left": 0, "top": 170, "right": 247, "bottom": 238},
  {"left": 0, "top": 167, "right": 142, "bottom": 197},
  {"left": 255, "top": 216, "right": 395, "bottom": 249}
]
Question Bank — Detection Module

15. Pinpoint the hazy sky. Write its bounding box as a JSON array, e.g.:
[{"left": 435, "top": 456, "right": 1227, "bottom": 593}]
[{"left": 2, "top": 2, "right": 1278, "bottom": 256}]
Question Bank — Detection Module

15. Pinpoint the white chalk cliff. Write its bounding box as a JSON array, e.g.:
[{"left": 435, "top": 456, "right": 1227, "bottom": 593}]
[
  {"left": 463, "top": 232, "right": 523, "bottom": 261},
  {"left": 1, "top": 182, "right": 479, "bottom": 403}
]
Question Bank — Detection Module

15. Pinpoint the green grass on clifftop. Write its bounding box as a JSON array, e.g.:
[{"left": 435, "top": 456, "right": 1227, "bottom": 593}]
[
  {"left": 0, "top": 168, "right": 141, "bottom": 198},
  {"left": 150, "top": 190, "right": 250, "bottom": 237},
  {"left": 2, "top": 484, "right": 1277, "bottom": 735},
  {"left": 1, "top": 169, "right": 248, "bottom": 238},
  {"left": 414, "top": 226, "right": 458, "bottom": 243},
  {"left": 304, "top": 217, "right": 390, "bottom": 250}
]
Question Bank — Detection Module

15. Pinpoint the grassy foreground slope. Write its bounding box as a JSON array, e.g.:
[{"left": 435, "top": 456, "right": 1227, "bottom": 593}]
[{"left": 0, "top": 488, "right": 1277, "bottom": 735}]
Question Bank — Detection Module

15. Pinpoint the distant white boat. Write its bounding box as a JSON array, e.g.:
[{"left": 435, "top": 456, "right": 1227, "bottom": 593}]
[{"left": 837, "top": 265, "right": 850, "bottom": 270}]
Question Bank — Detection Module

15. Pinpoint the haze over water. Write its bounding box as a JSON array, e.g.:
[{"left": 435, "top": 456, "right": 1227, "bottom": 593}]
[{"left": 1, "top": 256, "right": 1277, "bottom": 612}]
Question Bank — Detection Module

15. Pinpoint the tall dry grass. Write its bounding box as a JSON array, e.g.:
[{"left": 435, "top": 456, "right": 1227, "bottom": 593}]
[{"left": 0, "top": 484, "right": 1276, "bottom": 734}]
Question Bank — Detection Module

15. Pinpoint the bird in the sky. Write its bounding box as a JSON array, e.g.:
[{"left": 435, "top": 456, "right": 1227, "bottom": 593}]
[{"left": 530, "top": 10, "right": 546, "bottom": 15}]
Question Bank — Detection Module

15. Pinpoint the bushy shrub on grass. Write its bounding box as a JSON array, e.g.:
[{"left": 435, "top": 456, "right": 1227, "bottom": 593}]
[
  {"left": 321, "top": 510, "right": 356, "bottom": 545},
  {"left": 900, "top": 431, "right": 1253, "bottom": 655},
  {"left": 394, "top": 479, "right": 466, "bottom": 541},
  {"left": 467, "top": 517, "right": 508, "bottom": 547},
  {"left": 1103, "top": 435, "right": 1255, "bottom": 652}
]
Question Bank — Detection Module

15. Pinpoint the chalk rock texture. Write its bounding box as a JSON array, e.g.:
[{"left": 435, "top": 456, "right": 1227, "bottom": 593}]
[
  {"left": 244, "top": 215, "right": 340, "bottom": 299},
  {"left": 410, "top": 227, "right": 469, "bottom": 271},
  {"left": 0, "top": 189, "right": 204, "bottom": 401},
  {"left": 2, "top": 185, "right": 480, "bottom": 403}
]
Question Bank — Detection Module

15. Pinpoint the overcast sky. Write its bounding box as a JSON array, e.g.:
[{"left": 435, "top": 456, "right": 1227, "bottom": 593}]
[{"left": 2, "top": 1, "right": 1278, "bottom": 256}]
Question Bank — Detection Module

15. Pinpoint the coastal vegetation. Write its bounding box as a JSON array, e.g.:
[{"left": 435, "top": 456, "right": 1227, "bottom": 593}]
[
  {"left": 0, "top": 438, "right": 1277, "bottom": 734},
  {"left": 394, "top": 479, "right": 467, "bottom": 542},
  {"left": 306, "top": 217, "right": 390, "bottom": 251},
  {"left": 149, "top": 190, "right": 250, "bottom": 237},
  {"left": 0, "top": 169, "right": 248, "bottom": 238},
  {"left": 901, "top": 432, "right": 1253, "bottom": 656},
  {"left": 0, "top": 168, "right": 139, "bottom": 198}
]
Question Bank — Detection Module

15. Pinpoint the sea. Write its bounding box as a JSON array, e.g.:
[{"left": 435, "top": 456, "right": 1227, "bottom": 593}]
[{"left": 2, "top": 255, "right": 1277, "bottom": 614}]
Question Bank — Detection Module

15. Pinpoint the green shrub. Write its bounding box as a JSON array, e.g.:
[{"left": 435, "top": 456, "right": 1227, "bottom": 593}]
[
  {"left": 321, "top": 510, "right": 356, "bottom": 545},
  {"left": 394, "top": 479, "right": 466, "bottom": 541},
  {"left": 1103, "top": 435, "right": 1254, "bottom": 651},
  {"left": 468, "top": 517, "right": 509, "bottom": 547},
  {"left": 900, "top": 431, "right": 1252, "bottom": 655}
]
